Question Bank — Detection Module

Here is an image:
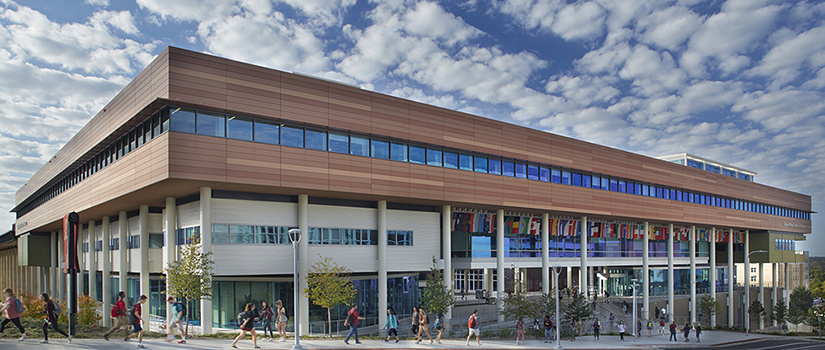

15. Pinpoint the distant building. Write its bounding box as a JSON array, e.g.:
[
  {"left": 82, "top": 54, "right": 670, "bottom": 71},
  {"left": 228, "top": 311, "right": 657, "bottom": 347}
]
[{"left": 12, "top": 47, "right": 812, "bottom": 334}]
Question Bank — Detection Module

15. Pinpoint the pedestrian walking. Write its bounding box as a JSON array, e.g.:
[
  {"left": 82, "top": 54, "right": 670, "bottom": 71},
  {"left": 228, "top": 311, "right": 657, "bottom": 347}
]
[
  {"left": 39, "top": 293, "right": 69, "bottom": 344},
  {"left": 417, "top": 308, "right": 433, "bottom": 344},
  {"left": 609, "top": 313, "right": 614, "bottom": 331},
  {"left": 659, "top": 318, "right": 665, "bottom": 335},
  {"left": 592, "top": 317, "right": 601, "bottom": 340},
  {"left": 434, "top": 312, "right": 445, "bottom": 344},
  {"left": 543, "top": 315, "right": 552, "bottom": 342},
  {"left": 411, "top": 307, "right": 420, "bottom": 342},
  {"left": 0, "top": 288, "right": 27, "bottom": 341},
  {"left": 669, "top": 321, "right": 677, "bottom": 341},
  {"left": 637, "top": 319, "right": 642, "bottom": 338},
  {"left": 550, "top": 312, "right": 557, "bottom": 340},
  {"left": 383, "top": 307, "right": 400, "bottom": 343},
  {"left": 165, "top": 297, "right": 187, "bottom": 343},
  {"left": 682, "top": 322, "right": 691, "bottom": 342},
  {"left": 647, "top": 319, "right": 653, "bottom": 336},
  {"left": 260, "top": 301, "right": 274, "bottom": 341},
  {"left": 465, "top": 309, "right": 480, "bottom": 346},
  {"left": 125, "top": 295, "right": 148, "bottom": 348},
  {"left": 569, "top": 317, "right": 576, "bottom": 341},
  {"left": 343, "top": 305, "right": 364, "bottom": 345},
  {"left": 231, "top": 303, "right": 260, "bottom": 349},
  {"left": 104, "top": 291, "right": 129, "bottom": 341},
  {"left": 577, "top": 317, "right": 584, "bottom": 339},
  {"left": 275, "top": 300, "right": 288, "bottom": 342},
  {"left": 515, "top": 316, "right": 525, "bottom": 345},
  {"left": 694, "top": 322, "right": 701, "bottom": 343},
  {"left": 618, "top": 321, "right": 626, "bottom": 341}
]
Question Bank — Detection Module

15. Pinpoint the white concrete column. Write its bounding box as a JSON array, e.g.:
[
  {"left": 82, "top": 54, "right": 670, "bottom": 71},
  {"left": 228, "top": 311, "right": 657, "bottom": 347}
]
[
  {"left": 50, "top": 231, "right": 57, "bottom": 297},
  {"left": 378, "top": 201, "right": 388, "bottom": 329},
  {"left": 298, "top": 194, "right": 309, "bottom": 335},
  {"left": 580, "top": 217, "right": 588, "bottom": 296},
  {"left": 88, "top": 220, "right": 96, "bottom": 301},
  {"left": 728, "top": 228, "right": 734, "bottom": 327},
  {"left": 139, "top": 205, "right": 150, "bottom": 325},
  {"left": 643, "top": 222, "right": 649, "bottom": 320},
  {"left": 710, "top": 227, "right": 717, "bottom": 327},
  {"left": 119, "top": 211, "right": 128, "bottom": 296},
  {"left": 165, "top": 197, "right": 177, "bottom": 324},
  {"left": 784, "top": 263, "right": 790, "bottom": 310},
  {"left": 542, "top": 214, "right": 550, "bottom": 294},
  {"left": 690, "top": 225, "right": 697, "bottom": 325},
  {"left": 199, "top": 188, "right": 213, "bottom": 333},
  {"left": 758, "top": 263, "right": 764, "bottom": 329},
  {"left": 773, "top": 263, "right": 779, "bottom": 326},
  {"left": 743, "top": 230, "right": 750, "bottom": 331},
  {"left": 57, "top": 230, "right": 65, "bottom": 301},
  {"left": 102, "top": 216, "right": 111, "bottom": 327},
  {"left": 440, "top": 205, "right": 452, "bottom": 327},
  {"left": 496, "top": 209, "right": 505, "bottom": 322},
  {"left": 667, "top": 223, "right": 674, "bottom": 322},
  {"left": 566, "top": 266, "right": 572, "bottom": 290}
]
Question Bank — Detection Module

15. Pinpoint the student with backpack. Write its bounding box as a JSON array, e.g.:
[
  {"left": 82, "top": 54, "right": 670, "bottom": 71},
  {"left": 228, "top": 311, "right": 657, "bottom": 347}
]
[
  {"left": 465, "top": 309, "right": 480, "bottom": 346},
  {"left": 231, "top": 303, "right": 260, "bottom": 349},
  {"left": 125, "top": 295, "right": 148, "bottom": 348},
  {"left": 682, "top": 322, "right": 691, "bottom": 342},
  {"left": 383, "top": 307, "right": 399, "bottom": 343},
  {"left": 410, "top": 307, "right": 419, "bottom": 342},
  {"left": 343, "top": 305, "right": 364, "bottom": 345},
  {"left": 669, "top": 321, "right": 678, "bottom": 341},
  {"left": 515, "top": 316, "right": 525, "bottom": 345},
  {"left": 165, "top": 296, "right": 187, "bottom": 343},
  {"left": 647, "top": 320, "right": 653, "bottom": 336},
  {"left": 0, "top": 288, "right": 27, "bottom": 341},
  {"left": 542, "top": 315, "right": 551, "bottom": 342},
  {"left": 104, "top": 291, "right": 129, "bottom": 341},
  {"left": 434, "top": 312, "right": 445, "bottom": 344},
  {"left": 416, "top": 307, "right": 433, "bottom": 344},
  {"left": 592, "top": 317, "right": 601, "bottom": 340},
  {"left": 39, "top": 293, "right": 69, "bottom": 343},
  {"left": 260, "top": 301, "right": 274, "bottom": 342}
]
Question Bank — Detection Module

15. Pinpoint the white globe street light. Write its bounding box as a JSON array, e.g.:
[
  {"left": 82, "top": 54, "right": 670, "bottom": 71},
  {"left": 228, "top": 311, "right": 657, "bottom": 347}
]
[{"left": 288, "top": 228, "right": 303, "bottom": 350}]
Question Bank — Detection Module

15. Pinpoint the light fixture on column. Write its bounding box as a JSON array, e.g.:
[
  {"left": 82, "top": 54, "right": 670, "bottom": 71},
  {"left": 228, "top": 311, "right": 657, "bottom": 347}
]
[{"left": 288, "top": 228, "right": 303, "bottom": 350}]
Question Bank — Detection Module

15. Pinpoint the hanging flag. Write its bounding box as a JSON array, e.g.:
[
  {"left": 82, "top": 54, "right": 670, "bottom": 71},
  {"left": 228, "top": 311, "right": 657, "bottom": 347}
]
[
  {"left": 558, "top": 220, "right": 568, "bottom": 236},
  {"left": 589, "top": 222, "right": 600, "bottom": 237},
  {"left": 518, "top": 216, "right": 529, "bottom": 235},
  {"left": 528, "top": 217, "right": 540, "bottom": 235},
  {"left": 550, "top": 219, "right": 558, "bottom": 236},
  {"left": 569, "top": 220, "right": 579, "bottom": 236}
]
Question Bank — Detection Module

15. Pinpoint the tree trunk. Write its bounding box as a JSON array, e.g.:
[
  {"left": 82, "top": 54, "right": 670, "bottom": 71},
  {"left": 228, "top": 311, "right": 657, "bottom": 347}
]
[
  {"left": 328, "top": 307, "right": 332, "bottom": 338},
  {"left": 184, "top": 300, "right": 190, "bottom": 336}
]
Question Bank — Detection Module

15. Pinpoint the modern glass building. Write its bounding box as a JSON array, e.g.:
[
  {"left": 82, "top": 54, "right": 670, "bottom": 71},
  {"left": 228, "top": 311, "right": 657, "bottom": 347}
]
[{"left": 12, "top": 47, "right": 811, "bottom": 334}]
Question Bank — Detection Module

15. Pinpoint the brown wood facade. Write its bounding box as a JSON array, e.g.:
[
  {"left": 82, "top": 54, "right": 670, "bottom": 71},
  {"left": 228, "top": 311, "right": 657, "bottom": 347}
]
[{"left": 15, "top": 47, "right": 812, "bottom": 236}]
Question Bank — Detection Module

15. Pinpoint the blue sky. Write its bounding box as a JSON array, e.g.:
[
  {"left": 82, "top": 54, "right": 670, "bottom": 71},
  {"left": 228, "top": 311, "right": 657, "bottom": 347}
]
[{"left": 1, "top": 0, "right": 823, "bottom": 254}]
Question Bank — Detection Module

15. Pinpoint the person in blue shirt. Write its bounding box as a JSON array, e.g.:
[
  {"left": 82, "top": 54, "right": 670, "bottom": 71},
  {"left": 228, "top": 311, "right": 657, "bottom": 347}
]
[{"left": 383, "top": 308, "right": 399, "bottom": 343}]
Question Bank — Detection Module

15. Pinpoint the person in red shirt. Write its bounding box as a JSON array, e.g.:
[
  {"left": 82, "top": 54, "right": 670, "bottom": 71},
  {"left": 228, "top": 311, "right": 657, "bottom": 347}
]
[
  {"left": 104, "top": 291, "right": 129, "bottom": 341},
  {"left": 0, "top": 288, "right": 27, "bottom": 341},
  {"left": 343, "top": 305, "right": 364, "bottom": 345},
  {"left": 125, "top": 295, "right": 147, "bottom": 348}
]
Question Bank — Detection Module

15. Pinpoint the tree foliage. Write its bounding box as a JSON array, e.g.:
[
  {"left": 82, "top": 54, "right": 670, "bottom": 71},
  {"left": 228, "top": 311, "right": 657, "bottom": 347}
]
[
  {"left": 77, "top": 294, "right": 102, "bottom": 326},
  {"left": 748, "top": 300, "right": 765, "bottom": 326},
  {"left": 790, "top": 286, "right": 814, "bottom": 314},
  {"left": 165, "top": 237, "right": 215, "bottom": 335},
  {"left": 502, "top": 287, "right": 557, "bottom": 322},
  {"left": 564, "top": 293, "right": 593, "bottom": 323},
  {"left": 303, "top": 255, "right": 356, "bottom": 337},
  {"left": 699, "top": 295, "right": 720, "bottom": 326},
  {"left": 420, "top": 257, "right": 454, "bottom": 315},
  {"left": 772, "top": 300, "right": 787, "bottom": 325}
]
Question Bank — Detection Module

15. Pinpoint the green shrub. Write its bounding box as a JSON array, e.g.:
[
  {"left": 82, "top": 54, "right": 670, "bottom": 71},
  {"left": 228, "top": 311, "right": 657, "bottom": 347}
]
[
  {"left": 498, "top": 327, "right": 512, "bottom": 338},
  {"left": 77, "top": 294, "right": 102, "bottom": 326},
  {"left": 482, "top": 329, "right": 496, "bottom": 338}
]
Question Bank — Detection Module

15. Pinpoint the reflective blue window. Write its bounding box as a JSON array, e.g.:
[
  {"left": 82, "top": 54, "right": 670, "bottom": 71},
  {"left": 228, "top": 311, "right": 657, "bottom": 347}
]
[
  {"left": 609, "top": 179, "right": 618, "bottom": 192},
  {"left": 582, "top": 174, "right": 591, "bottom": 188},
  {"left": 705, "top": 164, "right": 720, "bottom": 173},
  {"left": 634, "top": 183, "right": 641, "bottom": 195},
  {"left": 227, "top": 116, "right": 253, "bottom": 141},
  {"left": 444, "top": 152, "right": 458, "bottom": 169},
  {"left": 528, "top": 165, "right": 539, "bottom": 180},
  {"left": 502, "top": 161, "right": 515, "bottom": 177},
  {"left": 618, "top": 181, "right": 626, "bottom": 193},
  {"left": 426, "top": 149, "right": 443, "bottom": 166},
  {"left": 642, "top": 185, "right": 649, "bottom": 196},
  {"left": 459, "top": 154, "right": 473, "bottom": 170},
  {"left": 515, "top": 163, "right": 527, "bottom": 178},
  {"left": 601, "top": 178, "right": 609, "bottom": 191},
  {"left": 253, "top": 120, "right": 279, "bottom": 144},
  {"left": 170, "top": 108, "right": 196, "bottom": 133},
  {"left": 280, "top": 125, "right": 303, "bottom": 148},
  {"left": 390, "top": 143, "right": 407, "bottom": 161},
  {"left": 592, "top": 176, "right": 601, "bottom": 189},
  {"left": 329, "top": 132, "right": 349, "bottom": 154},
  {"left": 371, "top": 139, "right": 390, "bottom": 159},
  {"left": 305, "top": 129, "right": 327, "bottom": 151},
  {"left": 409, "top": 146, "right": 426, "bottom": 164},
  {"left": 350, "top": 135, "right": 369, "bottom": 156},
  {"left": 474, "top": 156, "right": 488, "bottom": 173},
  {"left": 561, "top": 171, "right": 571, "bottom": 185},
  {"left": 656, "top": 187, "right": 663, "bottom": 198},
  {"left": 572, "top": 173, "right": 582, "bottom": 186},
  {"left": 669, "top": 189, "right": 676, "bottom": 200},
  {"left": 539, "top": 167, "right": 550, "bottom": 182},
  {"left": 722, "top": 168, "right": 735, "bottom": 177},
  {"left": 687, "top": 159, "right": 702, "bottom": 169},
  {"left": 197, "top": 112, "right": 225, "bottom": 137},
  {"left": 551, "top": 169, "right": 561, "bottom": 183},
  {"left": 489, "top": 159, "right": 502, "bottom": 175}
]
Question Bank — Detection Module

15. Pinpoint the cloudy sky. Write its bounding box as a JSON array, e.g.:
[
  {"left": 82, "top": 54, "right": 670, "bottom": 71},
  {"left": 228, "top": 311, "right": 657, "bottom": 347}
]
[{"left": 1, "top": 0, "right": 823, "bottom": 254}]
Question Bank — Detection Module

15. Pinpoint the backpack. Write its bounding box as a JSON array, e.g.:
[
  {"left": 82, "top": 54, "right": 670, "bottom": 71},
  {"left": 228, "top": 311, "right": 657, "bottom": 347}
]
[
  {"left": 175, "top": 302, "right": 187, "bottom": 317},
  {"left": 14, "top": 298, "right": 25, "bottom": 314},
  {"left": 647, "top": 321, "right": 653, "bottom": 329},
  {"left": 237, "top": 311, "right": 250, "bottom": 327},
  {"left": 52, "top": 301, "right": 62, "bottom": 316},
  {"left": 468, "top": 315, "right": 477, "bottom": 329},
  {"left": 345, "top": 311, "right": 356, "bottom": 326},
  {"left": 127, "top": 304, "right": 138, "bottom": 324}
]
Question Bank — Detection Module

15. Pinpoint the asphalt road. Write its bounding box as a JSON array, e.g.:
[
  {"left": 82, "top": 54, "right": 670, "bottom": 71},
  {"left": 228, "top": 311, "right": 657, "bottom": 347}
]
[{"left": 661, "top": 338, "right": 825, "bottom": 350}]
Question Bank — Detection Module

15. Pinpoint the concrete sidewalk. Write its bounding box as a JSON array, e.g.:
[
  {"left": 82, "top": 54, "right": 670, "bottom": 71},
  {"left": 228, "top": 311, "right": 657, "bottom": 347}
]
[{"left": 0, "top": 331, "right": 796, "bottom": 350}]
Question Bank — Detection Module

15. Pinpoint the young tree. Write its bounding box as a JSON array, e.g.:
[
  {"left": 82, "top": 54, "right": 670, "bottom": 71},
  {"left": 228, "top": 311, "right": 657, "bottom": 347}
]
[
  {"left": 303, "top": 255, "right": 356, "bottom": 337},
  {"left": 790, "top": 286, "right": 814, "bottom": 314},
  {"left": 564, "top": 293, "right": 593, "bottom": 324},
  {"left": 699, "top": 295, "right": 721, "bottom": 327},
  {"left": 772, "top": 300, "right": 787, "bottom": 326},
  {"left": 748, "top": 300, "right": 765, "bottom": 328},
  {"left": 502, "top": 288, "right": 557, "bottom": 323},
  {"left": 420, "top": 257, "right": 455, "bottom": 316},
  {"left": 165, "top": 237, "right": 215, "bottom": 335}
]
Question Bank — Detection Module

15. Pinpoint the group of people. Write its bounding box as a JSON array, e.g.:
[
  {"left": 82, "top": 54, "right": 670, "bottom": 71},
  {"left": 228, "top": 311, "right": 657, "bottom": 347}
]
[
  {"left": 0, "top": 288, "right": 70, "bottom": 344},
  {"left": 376, "top": 306, "right": 446, "bottom": 345},
  {"left": 230, "top": 299, "right": 289, "bottom": 349},
  {"left": 103, "top": 291, "right": 181, "bottom": 349}
]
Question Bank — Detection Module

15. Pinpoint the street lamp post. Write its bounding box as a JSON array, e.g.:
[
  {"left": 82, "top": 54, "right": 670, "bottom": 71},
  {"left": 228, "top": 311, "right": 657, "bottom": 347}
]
[
  {"left": 631, "top": 279, "right": 639, "bottom": 342},
  {"left": 745, "top": 250, "right": 767, "bottom": 336},
  {"left": 288, "top": 228, "right": 303, "bottom": 350},
  {"left": 553, "top": 265, "right": 562, "bottom": 349}
]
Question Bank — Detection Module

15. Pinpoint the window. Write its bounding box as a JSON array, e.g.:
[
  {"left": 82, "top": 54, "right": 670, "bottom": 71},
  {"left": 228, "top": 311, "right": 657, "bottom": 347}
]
[
  {"left": 610, "top": 179, "right": 618, "bottom": 192},
  {"left": 127, "top": 235, "right": 140, "bottom": 249},
  {"left": 551, "top": 169, "right": 561, "bottom": 183},
  {"left": 618, "top": 181, "right": 626, "bottom": 193},
  {"left": 350, "top": 135, "right": 369, "bottom": 156},
  {"left": 328, "top": 132, "right": 349, "bottom": 154},
  {"left": 176, "top": 227, "right": 200, "bottom": 245},
  {"left": 371, "top": 139, "right": 390, "bottom": 159},
  {"left": 489, "top": 159, "right": 502, "bottom": 175},
  {"left": 539, "top": 166, "right": 550, "bottom": 182},
  {"left": 459, "top": 154, "right": 473, "bottom": 171},
  {"left": 561, "top": 171, "right": 571, "bottom": 185},
  {"left": 109, "top": 238, "right": 119, "bottom": 251},
  {"left": 390, "top": 143, "right": 408, "bottom": 162},
  {"left": 227, "top": 116, "right": 253, "bottom": 141},
  {"left": 572, "top": 172, "right": 582, "bottom": 186},
  {"left": 170, "top": 108, "right": 196, "bottom": 133},
  {"left": 230, "top": 225, "right": 255, "bottom": 243},
  {"left": 474, "top": 156, "right": 487, "bottom": 173},
  {"left": 409, "top": 146, "right": 426, "bottom": 164},
  {"left": 515, "top": 163, "right": 527, "bottom": 178},
  {"left": 149, "top": 234, "right": 164, "bottom": 248},
  {"left": 502, "top": 161, "right": 515, "bottom": 177},
  {"left": 388, "top": 230, "right": 413, "bottom": 246},
  {"left": 592, "top": 176, "right": 601, "bottom": 189},
  {"left": 444, "top": 152, "right": 458, "bottom": 169},
  {"left": 280, "top": 125, "right": 304, "bottom": 147},
  {"left": 427, "top": 148, "right": 443, "bottom": 166},
  {"left": 582, "top": 174, "right": 591, "bottom": 188},
  {"left": 196, "top": 112, "right": 225, "bottom": 137},
  {"left": 304, "top": 129, "right": 327, "bottom": 151}
]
